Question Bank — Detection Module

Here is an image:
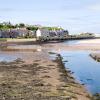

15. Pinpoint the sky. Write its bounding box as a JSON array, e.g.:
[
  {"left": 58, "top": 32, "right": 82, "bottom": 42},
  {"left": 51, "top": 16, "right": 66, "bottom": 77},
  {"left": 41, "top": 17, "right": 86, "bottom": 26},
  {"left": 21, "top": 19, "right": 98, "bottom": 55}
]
[{"left": 0, "top": 0, "right": 100, "bottom": 34}]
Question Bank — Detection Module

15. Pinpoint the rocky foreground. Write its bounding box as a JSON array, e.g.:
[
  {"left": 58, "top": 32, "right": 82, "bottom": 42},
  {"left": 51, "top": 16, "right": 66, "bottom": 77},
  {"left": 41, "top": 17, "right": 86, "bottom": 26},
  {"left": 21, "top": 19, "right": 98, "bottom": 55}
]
[{"left": 0, "top": 51, "right": 92, "bottom": 100}]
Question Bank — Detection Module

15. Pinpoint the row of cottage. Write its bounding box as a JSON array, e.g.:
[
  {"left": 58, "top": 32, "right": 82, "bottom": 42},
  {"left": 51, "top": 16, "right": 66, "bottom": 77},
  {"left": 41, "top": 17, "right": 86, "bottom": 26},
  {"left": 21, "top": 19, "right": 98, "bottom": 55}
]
[
  {"left": 0, "top": 28, "right": 69, "bottom": 39},
  {"left": 0, "top": 28, "right": 35, "bottom": 38}
]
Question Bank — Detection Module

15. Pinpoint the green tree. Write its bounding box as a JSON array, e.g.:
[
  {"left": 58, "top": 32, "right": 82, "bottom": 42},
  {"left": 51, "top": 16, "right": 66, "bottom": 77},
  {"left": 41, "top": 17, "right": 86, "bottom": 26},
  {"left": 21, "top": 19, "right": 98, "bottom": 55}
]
[
  {"left": 26, "top": 26, "right": 38, "bottom": 31},
  {"left": 0, "top": 24, "right": 3, "bottom": 30},
  {"left": 19, "top": 23, "right": 25, "bottom": 28}
]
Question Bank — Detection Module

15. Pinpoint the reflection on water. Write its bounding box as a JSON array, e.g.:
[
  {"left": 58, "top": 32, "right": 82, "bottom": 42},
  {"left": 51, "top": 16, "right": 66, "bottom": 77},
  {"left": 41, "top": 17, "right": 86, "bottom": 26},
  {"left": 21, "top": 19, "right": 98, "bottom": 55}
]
[{"left": 60, "top": 51, "right": 100, "bottom": 94}]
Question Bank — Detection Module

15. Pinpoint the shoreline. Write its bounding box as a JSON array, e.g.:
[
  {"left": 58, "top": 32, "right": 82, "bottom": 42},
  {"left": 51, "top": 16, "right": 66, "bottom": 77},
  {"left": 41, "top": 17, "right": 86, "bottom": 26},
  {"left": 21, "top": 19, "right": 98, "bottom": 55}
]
[
  {"left": 0, "top": 38, "right": 100, "bottom": 51},
  {"left": 52, "top": 53, "right": 100, "bottom": 100},
  {"left": 0, "top": 50, "right": 92, "bottom": 100},
  {"left": 1, "top": 42, "right": 100, "bottom": 52},
  {"left": 54, "top": 53, "right": 92, "bottom": 99}
]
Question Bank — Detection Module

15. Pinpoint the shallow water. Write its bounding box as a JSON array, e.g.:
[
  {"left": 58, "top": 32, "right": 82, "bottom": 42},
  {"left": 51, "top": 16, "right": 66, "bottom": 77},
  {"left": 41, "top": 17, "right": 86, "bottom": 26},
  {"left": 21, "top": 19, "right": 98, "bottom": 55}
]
[
  {"left": 63, "top": 40, "right": 81, "bottom": 45},
  {"left": 60, "top": 50, "right": 100, "bottom": 94},
  {"left": 0, "top": 52, "right": 19, "bottom": 62}
]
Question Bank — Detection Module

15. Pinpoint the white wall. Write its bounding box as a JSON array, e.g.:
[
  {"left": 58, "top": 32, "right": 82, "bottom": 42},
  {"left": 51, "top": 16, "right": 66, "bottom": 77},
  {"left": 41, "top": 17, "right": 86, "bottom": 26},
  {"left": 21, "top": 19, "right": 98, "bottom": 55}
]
[{"left": 36, "top": 29, "right": 41, "bottom": 37}]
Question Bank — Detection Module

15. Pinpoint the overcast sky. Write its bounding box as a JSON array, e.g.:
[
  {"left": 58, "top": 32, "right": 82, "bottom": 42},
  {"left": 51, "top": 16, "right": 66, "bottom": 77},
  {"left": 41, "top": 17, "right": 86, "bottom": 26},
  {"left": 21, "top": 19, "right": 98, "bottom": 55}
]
[{"left": 0, "top": 0, "right": 100, "bottom": 34}]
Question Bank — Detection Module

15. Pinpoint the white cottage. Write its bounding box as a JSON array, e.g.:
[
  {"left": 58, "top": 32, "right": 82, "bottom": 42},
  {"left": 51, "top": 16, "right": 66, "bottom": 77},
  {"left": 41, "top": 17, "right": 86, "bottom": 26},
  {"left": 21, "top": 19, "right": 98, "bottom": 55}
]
[
  {"left": 36, "top": 28, "right": 69, "bottom": 40},
  {"left": 36, "top": 29, "right": 50, "bottom": 39}
]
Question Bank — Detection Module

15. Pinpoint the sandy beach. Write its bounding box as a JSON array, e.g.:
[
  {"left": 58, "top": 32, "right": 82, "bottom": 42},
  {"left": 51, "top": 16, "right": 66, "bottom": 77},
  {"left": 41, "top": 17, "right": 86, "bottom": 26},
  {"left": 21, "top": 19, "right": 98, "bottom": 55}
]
[
  {"left": 41, "top": 39, "right": 100, "bottom": 51},
  {"left": 77, "top": 39, "right": 100, "bottom": 44}
]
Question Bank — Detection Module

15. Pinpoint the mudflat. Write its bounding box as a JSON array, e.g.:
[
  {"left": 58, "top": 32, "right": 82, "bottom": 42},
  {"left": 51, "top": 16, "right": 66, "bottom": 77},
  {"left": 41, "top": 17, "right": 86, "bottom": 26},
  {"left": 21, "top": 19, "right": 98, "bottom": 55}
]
[{"left": 0, "top": 51, "right": 91, "bottom": 100}]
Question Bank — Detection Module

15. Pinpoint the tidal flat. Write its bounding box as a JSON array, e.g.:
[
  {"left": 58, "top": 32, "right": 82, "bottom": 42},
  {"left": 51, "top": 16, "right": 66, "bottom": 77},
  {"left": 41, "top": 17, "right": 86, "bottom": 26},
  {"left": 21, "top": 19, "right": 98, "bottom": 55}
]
[{"left": 0, "top": 39, "right": 100, "bottom": 100}]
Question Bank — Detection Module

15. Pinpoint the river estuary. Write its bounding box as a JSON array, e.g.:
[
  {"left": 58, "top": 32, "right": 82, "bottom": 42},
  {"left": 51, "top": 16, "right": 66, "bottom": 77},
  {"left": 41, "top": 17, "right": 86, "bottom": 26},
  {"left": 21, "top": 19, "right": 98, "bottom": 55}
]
[{"left": 0, "top": 39, "right": 100, "bottom": 94}]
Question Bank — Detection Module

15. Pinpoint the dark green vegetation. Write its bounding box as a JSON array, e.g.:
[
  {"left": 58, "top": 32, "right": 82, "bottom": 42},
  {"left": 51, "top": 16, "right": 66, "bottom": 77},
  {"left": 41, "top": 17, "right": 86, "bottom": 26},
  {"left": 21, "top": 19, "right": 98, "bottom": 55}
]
[
  {"left": 0, "top": 22, "right": 64, "bottom": 31},
  {"left": 0, "top": 22, "right": 27, "bottom": 30},
  {"left": 42, "top": 26, "right": 63, "bottom": 31}
]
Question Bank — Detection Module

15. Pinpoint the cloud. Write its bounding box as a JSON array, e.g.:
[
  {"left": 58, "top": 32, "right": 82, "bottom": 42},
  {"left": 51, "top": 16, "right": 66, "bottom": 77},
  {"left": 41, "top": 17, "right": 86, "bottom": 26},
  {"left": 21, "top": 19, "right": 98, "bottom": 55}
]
[
  {"left": 88, "top": 4, "right": 100, "bottom": 11},
  {"left": 0, "top": 8, "right": 14, "bottom": 12}
]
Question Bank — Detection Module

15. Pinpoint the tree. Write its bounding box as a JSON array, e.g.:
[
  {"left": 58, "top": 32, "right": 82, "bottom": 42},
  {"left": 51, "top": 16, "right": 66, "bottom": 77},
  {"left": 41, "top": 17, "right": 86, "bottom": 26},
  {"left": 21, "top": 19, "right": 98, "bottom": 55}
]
[
  {"left": 26, "top": 26, "right": 38, "bottom": 31},
  {"left": 0, "top": 24, "right": 3, "bottom": 30},
  {"left": 19, "top": 23, "right": 25, "bottom": 28}
]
